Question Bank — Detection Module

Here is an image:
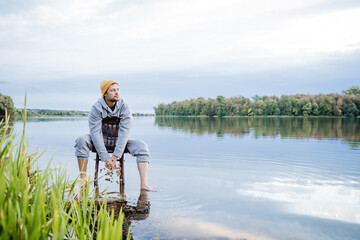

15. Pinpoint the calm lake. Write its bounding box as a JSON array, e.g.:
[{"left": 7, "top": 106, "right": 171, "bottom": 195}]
[{"left": 14, "top": 116, "right": 360, "bottom": 240}]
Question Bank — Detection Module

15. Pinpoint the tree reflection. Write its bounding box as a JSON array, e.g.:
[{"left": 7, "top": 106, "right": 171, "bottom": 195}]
[{"left": 155, "top": 117, "right": 360, "bottom": 149}]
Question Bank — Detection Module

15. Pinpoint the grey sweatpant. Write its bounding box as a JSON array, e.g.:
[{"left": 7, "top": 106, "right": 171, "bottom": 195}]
[{"left": 75, "top": 134, "right": 151, "bottom": 163}]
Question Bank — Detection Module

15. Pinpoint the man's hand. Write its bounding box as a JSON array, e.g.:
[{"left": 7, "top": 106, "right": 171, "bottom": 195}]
[{"left": 105, "top": 155, "right": 119, "bottom": 170}]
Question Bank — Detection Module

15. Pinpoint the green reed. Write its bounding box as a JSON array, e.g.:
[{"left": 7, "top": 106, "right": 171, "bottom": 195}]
[{"left": 0, "top": 105, "right": 130, "bottom": 239}]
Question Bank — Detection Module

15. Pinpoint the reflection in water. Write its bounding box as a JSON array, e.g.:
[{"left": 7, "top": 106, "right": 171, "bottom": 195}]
[
  {"left": 98, "top": 190, "right": 150, "bottom": 239},
  {"left": 155, "top": 116, "right": 360, "bottom": 149},
  {"left": 163, "top": 218, "right": 275, "bottom": 240},
  {"left": 238, "top": 178, "right": 360, "bottom": 224},
  {"left": 10, "top": 117, "right": 360, "bottom": 239}
]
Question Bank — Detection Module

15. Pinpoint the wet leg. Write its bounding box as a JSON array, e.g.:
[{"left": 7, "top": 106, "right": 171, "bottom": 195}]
[
  {"left": 77, "top": 159, "right": 88, "bottom": 179},
  {"left": 137, "top": 162, "right": 157, "bottom": 192}
]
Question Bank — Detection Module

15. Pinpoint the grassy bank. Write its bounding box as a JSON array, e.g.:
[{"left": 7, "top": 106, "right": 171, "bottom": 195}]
[{"left": 0, "top": 108, "right": 129, "bottom": 240}]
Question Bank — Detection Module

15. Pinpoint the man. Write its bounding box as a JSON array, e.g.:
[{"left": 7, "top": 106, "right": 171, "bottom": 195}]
[{"left": 75, "top": 80, "right": 156, "bottom": 192}]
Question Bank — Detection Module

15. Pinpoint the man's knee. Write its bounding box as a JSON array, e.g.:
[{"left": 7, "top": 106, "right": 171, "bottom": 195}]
[
  {"left": 75, "top": 134, "right": 92, "bottom": 160},
  {"left": 75, "top": 134, "right": 90, "bottom": 146},
  {"left": 137, "top": 140, "right": 149, "bottom": 152},
  {"left": 127, "top": 139, "right": 151, "bottom": 162},
  {"left": 129, "top": 139, "right": 149, "bottom": 153}
]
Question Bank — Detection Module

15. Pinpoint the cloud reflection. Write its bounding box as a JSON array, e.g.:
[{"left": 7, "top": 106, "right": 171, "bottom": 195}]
[
  {"left": 237, "top": 178, "right": 360, "bottom": 224},
  {"left": 163, "top": 217, "right": 275, "bottom": 240}
]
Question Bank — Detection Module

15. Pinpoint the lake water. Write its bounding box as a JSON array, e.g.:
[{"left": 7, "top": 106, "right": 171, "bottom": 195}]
[{"left": 13, "top": 116, "right": 360, "bottom": 240}]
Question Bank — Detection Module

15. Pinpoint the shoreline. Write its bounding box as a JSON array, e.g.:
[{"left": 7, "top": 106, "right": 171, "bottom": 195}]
[{"left": 153, "top": 115, "right": 360, "bottom": 119}]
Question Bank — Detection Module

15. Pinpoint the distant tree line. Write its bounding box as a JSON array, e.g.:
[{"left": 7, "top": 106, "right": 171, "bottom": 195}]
[
  {"left": 23, "top": 110, "right": 154, "bottom": 117},
  {"left": 154, "top": 86, "right": 360, "bottom": 117},
  {"left": 20, "top": 109, "right": 89, "bottom": 117},
  {"left": 133, "top": 113, "right": 155, "bottom": 117}
]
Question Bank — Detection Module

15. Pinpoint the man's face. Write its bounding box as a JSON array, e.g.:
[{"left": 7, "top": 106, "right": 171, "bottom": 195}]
[{"left": 105, "top": 84, "right": 120, "bottom": 102}]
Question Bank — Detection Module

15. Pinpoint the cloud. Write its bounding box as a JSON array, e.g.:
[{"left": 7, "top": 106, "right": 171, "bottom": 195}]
[
  {"left": 1, "top": 0, "right": 360, "bottom": 110},
  {"left": 1, "top": 0, "right": 360, "bottom": 78},
  {"left": 257, "top": 8, "right": 360, "bottom": 56}
]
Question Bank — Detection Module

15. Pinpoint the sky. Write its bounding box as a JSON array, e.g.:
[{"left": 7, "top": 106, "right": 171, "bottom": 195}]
[{"left": 1, "top": 0, "right": 360, "bottom": 113}]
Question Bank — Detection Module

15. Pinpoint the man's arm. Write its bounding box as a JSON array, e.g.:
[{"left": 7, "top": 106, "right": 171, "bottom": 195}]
[
  {"left": 89, "top": 106, "right": 110, "bottom": 161},
  {"left": 113, "top": 102, "right": 133, "bottom": 158}
]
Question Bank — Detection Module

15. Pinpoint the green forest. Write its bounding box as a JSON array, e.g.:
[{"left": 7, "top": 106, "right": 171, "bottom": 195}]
[{"left": 154, "top": 86, "right": 360, "bottom": 117}]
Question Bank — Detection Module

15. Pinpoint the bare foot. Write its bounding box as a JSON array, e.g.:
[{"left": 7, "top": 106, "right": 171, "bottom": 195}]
[
  {"left": 78, "top": 177, "right": 88, "bottom": 190},
  {"left": 68, "top": 177, "right": 88, "bottom": 200},
  {"left": 141, "top": 184, "right": 158, "bottom": 192}
]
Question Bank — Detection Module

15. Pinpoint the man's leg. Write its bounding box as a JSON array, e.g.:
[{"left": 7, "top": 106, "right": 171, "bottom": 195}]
[
  {"left": 77, "top": 159, "right": 88, "bottom": 179},
  {"left": 137, "top": 162, "right": 157, "bottom": 191},
  {"left": 127, "top": 139, "right": 157, "bottom": 192},
  {"left": 74, "top": 134, "right": 92, "bottom": 180}
]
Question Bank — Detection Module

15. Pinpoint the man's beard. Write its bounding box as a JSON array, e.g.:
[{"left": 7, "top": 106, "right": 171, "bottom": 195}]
[{"left": 106, "top": 96, "right": 118, "bottom": 102}]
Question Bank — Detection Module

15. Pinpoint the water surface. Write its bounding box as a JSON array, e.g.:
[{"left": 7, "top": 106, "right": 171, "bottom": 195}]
[{"left": 14, "top": 116, "right": 360, "bottom": 240}]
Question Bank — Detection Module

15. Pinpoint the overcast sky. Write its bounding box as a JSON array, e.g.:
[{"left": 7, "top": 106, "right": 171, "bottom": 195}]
[{"left": 1, "top": 0, "right": 360, "bottom": 112}]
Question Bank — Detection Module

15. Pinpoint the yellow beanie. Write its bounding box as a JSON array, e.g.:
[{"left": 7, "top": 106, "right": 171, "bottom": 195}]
[{"left": 100, "top": 80, "right": 118, "bottom": 96}]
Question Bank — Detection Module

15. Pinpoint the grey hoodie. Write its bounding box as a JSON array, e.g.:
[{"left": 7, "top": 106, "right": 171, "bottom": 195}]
[{"left": 89, "top": 97, "right": 133, "bottom": 161}]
